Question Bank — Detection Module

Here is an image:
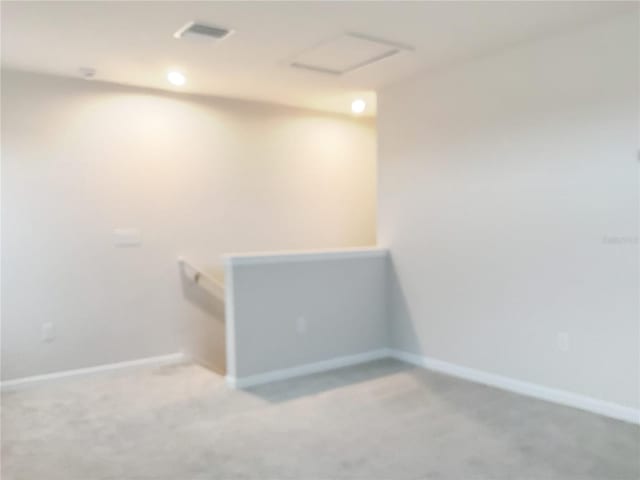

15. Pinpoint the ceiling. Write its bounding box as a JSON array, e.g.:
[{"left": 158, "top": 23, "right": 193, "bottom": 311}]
[{"left": 1, "top": 1, "right": 634, "bottom": 116}]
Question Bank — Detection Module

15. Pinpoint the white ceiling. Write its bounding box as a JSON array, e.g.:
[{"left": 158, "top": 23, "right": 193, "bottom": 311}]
[{"left": 1, "top": 1, "right": 634, "bottom": 116}]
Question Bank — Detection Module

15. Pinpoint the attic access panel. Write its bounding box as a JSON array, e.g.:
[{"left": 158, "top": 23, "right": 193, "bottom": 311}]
[{"left": 291, "top": 33, "right": 413, "bottom": 75}]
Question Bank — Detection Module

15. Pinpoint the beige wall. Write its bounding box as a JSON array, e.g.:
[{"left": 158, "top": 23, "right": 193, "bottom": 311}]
[
  {"left": 1, "top": 70, "right": 376, "bottom": 380},
  {"left": 378, "top": 13, "right": 639, "bottom": 409}
]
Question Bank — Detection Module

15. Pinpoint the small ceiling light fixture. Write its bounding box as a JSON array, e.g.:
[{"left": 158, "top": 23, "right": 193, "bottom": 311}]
[
  {"left": 351, "top": 99, "right": 366, "bottom": 115},
  {"left": 167, "top": 71, "right": 186, "bottom": 86}
]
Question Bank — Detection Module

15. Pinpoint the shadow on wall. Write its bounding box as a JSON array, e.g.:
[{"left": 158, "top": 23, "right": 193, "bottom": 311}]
[
  {"left": 231, "top": 255, "right": 422, "bottom": 404},
  {"left": 387, "top": 256, "right": 422, "bottom": 355},
  {"left": 179, "top": 268, "right": 226, "bottom": 375}
]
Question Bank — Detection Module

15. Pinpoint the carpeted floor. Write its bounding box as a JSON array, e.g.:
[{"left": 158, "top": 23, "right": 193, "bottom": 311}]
[{"left": 2, "top": 359, "right": 639, "bottom": 480}]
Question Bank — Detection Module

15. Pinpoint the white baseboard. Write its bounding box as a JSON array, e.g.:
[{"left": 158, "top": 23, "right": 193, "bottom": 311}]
[
  {"left": 226, "top": 349, "right": 389, "bottom": 389},
  {"left": 388, "top": 349, "right": 640, "bottom": 425},
  {"left": 4, "top": 347, "right": 636, "bottom": 425},
  {"left": 1, "top": 352, "right": 186, "bottom": 392},
  {"left": 226, "top": 347, "right": 639, "bottom": 424}
]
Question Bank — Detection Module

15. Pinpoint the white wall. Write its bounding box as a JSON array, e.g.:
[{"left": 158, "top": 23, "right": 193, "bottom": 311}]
[
  {"left": 378, "top": 13, "right": 639, "bottom": 409},
  {"left": 1, "top": 70, "right": 376, "bottom": 380},
  {"left": 224, "top": 248, "right": 388, "bottom": 383}
]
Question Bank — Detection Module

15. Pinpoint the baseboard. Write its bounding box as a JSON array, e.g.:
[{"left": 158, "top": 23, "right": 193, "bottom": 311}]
[
  {"left": 388, "top": 349, "right": 640, "bottom": 425},
  {"left": 226, "top": 347, "right": 639, "bottom": 424},
  {"left": 226, "top": 348, "right": 389, "bottom": 389},
  {"left": 4, "top": 347, "right": 636, "bottom": 425},
  {"left": 1, "top": 352, "right": 187, "bottom": 392}
]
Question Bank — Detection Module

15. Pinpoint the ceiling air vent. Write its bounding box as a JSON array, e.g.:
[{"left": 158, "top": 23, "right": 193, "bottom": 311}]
[{"left": 174, "top": 21, "right": 233, "bottom": 41}]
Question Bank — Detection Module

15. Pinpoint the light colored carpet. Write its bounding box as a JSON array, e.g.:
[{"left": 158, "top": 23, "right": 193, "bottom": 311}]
[{"left": 2, "top": 359, "right": 639, "bottom": 480}]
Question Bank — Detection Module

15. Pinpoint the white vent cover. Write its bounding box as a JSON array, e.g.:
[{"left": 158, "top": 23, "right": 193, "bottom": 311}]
[
  {"left": 174, "top": 21, "right": 233, "bottom": 41},
  {"left": 291, "top": 33, "right": 413, "bottom": 75}
]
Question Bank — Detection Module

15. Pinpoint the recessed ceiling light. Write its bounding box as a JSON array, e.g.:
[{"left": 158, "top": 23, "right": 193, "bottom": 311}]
[
  {"left": 167, "top": 71, "right": 186, "bottom": 86},
  {"left": 351, "top": 99, "right": 366, "bottom": 114}
]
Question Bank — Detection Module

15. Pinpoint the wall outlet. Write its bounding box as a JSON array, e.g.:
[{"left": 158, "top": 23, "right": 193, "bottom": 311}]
[
  {"left": 113, "top": 228, "right": 142, "bottom": 247},
  {"left": 41, "top": 322, "right": 55, "bottom": 343},
  {"left": 556, "top": 332, "right": 570, "bottom": 352},
  {"left": 296, "top": 316, "right": 307, "bottom": 335}
]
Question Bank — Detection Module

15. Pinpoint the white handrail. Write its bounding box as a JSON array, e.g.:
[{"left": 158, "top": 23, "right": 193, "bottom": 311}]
[{"left": 178, "top": 256, "right": 225, "bottom": 301}]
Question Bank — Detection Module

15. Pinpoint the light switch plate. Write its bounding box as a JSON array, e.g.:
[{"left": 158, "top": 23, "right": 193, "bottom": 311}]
[{"left": 113, "top": 228, "right": 142, "bottom": 247}]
